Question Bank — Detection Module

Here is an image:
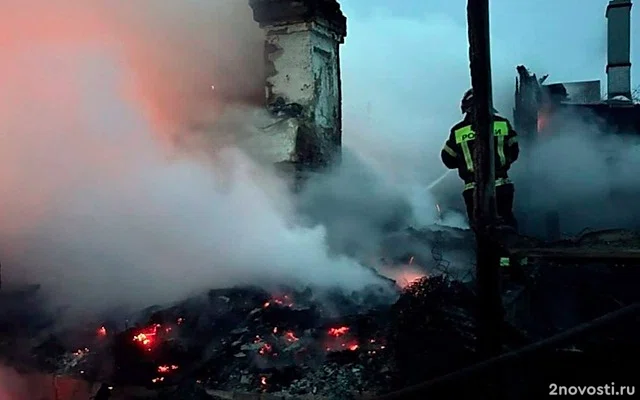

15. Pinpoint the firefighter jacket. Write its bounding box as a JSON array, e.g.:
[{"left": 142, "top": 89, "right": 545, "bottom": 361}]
[{"left": 440, "top": 114, "right": 519, "bottom": 191}]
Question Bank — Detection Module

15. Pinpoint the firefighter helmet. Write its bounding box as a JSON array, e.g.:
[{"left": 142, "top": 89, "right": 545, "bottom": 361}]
[
  {"left": 461, "top": 88, "right": 499, "bottom": 114},
  {"left": 461, "top": 89, "right": 474, "bottom": 114}
]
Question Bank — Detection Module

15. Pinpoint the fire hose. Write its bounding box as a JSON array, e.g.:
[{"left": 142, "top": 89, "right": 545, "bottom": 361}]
[
  {"left": 427, "top": 170, "right": 455, "bottom": 275},
  {"left": 426, "top": 170, "right": 453, "bottom": 191},
  {"left": 370, "top": 302, "right": 640, "bottom": 400}
]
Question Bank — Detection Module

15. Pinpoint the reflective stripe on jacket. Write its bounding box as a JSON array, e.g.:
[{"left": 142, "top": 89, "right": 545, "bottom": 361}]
[{"left": 440, "top": 114, "right": 519, "bottom": 187}]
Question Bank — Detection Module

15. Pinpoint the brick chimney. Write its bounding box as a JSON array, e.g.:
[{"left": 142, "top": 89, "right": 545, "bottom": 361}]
[
  {"left": 606, "top": 0, "right": 633, "bottom": 102},
  {"left": 247, "top": 0, "right": 347, "bottom": 171}
]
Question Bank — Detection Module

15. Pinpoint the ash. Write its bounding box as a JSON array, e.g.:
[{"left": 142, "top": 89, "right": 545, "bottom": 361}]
[{"left": 0, "top": 275, "right": 485, "bottom": 398}]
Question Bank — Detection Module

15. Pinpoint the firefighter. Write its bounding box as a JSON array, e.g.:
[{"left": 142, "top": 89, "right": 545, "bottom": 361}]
[{"left": 440, "top": 88, "right": 520, "bottom": 232}]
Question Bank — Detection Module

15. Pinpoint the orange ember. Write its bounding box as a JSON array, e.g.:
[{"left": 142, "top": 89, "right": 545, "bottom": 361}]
[
  {"left": 260, "top": 376, "right": 268, "bottom": 385},
  {"left": 259, "top": 343, "right": 272, "bottom": 355},
  {"left": 73, "top": 348, "right": 90, "bottom": 357},
  {"left": 377, "top": 263, "right": 427, "bottom": 289},
  {"left": 157, "top": 365, "right": 179, "bottom": 373},
  {"left": 97, "top": 326, "right": 107, "bottom": 336},
  {"left": 394, "top": 269, "right": 427, "bottom": 289},
  {"left": 283, "top": 331, "right": 299, "bottom": 342},
  {"left": 263, "top": 295, "right": 294, "bottom": 308},
  {"left": 132, "top": 324, "right": 161, "bottom": 350},
  {"left": 328, "top": 326, "right": 350, "bottom": 337}
]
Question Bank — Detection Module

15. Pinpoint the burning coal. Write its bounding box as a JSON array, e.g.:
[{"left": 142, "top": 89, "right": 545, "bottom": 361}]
[{"left": 0, "top": 275, "right": 492, "bottom": 398}]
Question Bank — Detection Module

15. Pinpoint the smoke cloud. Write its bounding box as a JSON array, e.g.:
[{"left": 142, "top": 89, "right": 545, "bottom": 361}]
[
  {"left": 512, "top": 108, "right": 640, "bottom": 237},
  {"left": 0, "top": 0, "right": 386, "bottom": 316},
  {"left": 336, "top": 1, "right": 640, "bottom": 242},
  {"left": 2, "top": 0, "right": 638, "bottom": 318},
  {"left": 334, "top": 6, "right": 532, "bottom": 228}
]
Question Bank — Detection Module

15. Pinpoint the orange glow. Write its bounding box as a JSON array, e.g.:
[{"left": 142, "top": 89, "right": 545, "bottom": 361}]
[
  {"left": 132, "top": 324, "right": 161, "bottom": 350},
  {"left": 264, "top": 295, "right": 294, "bottom": 309},
  {"left": 259, "top": 343, "right": 272, "bottom": 355},
  {"left": 97, "top": 326, "right": 107, "bottom": 336},
  {"left": 377, "top": 261, "right": 427, "bottom": 289},
  {"left": 328, "top": 326, "right": 350, "bottom": 337},
  {"left": 157, "top": 365, "right": 179, "bottom": 373},
  {"left": 0, "top": 0, "right": 264, "bottom": 257},
  {"left": 394, "top": 269, "right": 427, "bottom": 288},
  {"left": 537, "top": 104, "right": 555, "bottom": 136},
  {"left": 537, "top": 113, "right": 548, "bottom": 133}
]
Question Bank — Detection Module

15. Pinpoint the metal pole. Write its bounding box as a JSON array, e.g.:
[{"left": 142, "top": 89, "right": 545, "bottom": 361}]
[{"left": 467, "top": 0, "right": 503, "bottom": 358}]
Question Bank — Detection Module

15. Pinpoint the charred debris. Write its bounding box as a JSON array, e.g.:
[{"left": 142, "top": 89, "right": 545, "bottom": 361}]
[
  {"left": 1, "top": 227, "right": 640, "bottom": 400},
  {"left": 0, "top": 270, "right": 476, "bottom": 400},
  {"left": 2, "top": 0, "right": 640, "bottom": 399}
]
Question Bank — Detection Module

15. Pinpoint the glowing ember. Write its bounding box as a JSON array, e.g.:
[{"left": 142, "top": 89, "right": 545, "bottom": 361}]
[
  {"left": 394, "top": 269, "right": 427, "bottom": 289},
  {"left": 260, "top": 376, "right": 267, "bottom": 385},
  {"left": 329, "top": 341, "right": 359, "bottom": 352},
  {"left": 133, "top": 333, "right": 152, "bottom": 346},
  {"left": 73, "top": 348, "right": 90, "bottom": 357},
  {"left": 259, "top": 343, "right": 272, "bottom": 355},
  {"left": 177, "top": 318, "right": 184, "bottom": 325},
  {"left": 157, "top": 365, "right": 179, "bottom": 373},
  {"left": 283, "top": 331, "right": 299, "bottom": 342},
  {"left": 132, "top": 324, "right": 162, "bottom": 350},
  {"left": 328, "top": 326, "right": 350, "bottom": 337},
  {"left": 263, "top": 295, "right": 294, "bottom": 308},
  {"left": 97, "top": 326, "right": 107, "bottom": 336},
  {"left": 152, "top": 377, "right": 165, "bottom": 383},
  {"left": 377, "top": 263, "right": 427, "bottom": 289}
]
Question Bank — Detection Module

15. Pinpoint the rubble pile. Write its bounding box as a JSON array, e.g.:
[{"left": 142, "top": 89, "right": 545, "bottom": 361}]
[
  {"left": 105, "top": 285, "right": 396, "bottom": 398},
  {"left": 0, "top": 274, "right": 491, "bottom": 398},
  {"left": 388, "top": 276, "right": 477, "bottom": 387}
]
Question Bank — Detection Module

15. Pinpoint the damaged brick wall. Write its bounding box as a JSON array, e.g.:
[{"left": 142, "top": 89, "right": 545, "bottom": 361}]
[{"left": 248, "top": 0, "right": 347, "bottom": 170}]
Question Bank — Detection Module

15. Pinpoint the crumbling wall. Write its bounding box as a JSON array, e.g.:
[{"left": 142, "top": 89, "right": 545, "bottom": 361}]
[{"left": 248, "top": 0, "right": 346, "bottom": 171}]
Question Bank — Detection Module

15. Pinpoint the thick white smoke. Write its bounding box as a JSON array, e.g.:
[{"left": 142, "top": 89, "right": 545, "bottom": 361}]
[
  {"left": 0, "top": 0, "right": 384, "bottom": 314},
  {"left": 512, "top": 108, "right": 640, "bottom": 236},
  {"left": 1, "top": 0, "right": 638, "bottom": 317}
]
